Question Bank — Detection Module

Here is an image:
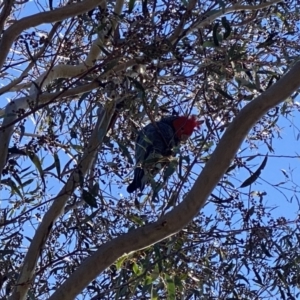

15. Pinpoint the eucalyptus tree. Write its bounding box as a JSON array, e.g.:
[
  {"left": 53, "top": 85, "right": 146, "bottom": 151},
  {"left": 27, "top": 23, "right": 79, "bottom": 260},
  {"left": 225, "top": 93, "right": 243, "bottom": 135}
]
[{"left": 1, "top": 0, "right": 300, "bottom": 299}]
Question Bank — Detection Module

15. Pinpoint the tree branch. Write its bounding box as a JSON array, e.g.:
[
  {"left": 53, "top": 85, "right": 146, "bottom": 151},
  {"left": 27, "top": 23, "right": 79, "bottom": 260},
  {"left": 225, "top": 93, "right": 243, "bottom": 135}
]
[
  {"left": 169, "top": 0, "right": 283, "bottom": 43},
  {"left": 0, "top": 59, "right": 136, "bottom": 177},
  {"left": 0, "top": 22, "right": 61, "bottom": 95},
  {"left": 0, "top": 0, "right": 105, "bottom": 70},
  {"left": 9, "top": 102, "right": 116, "bottom": 300},
  {"left": 49, "top": 61, "right": 300, "bottom": 300},
  {"left": 193, "top": 0, "right": 283, "bottom": 31}
]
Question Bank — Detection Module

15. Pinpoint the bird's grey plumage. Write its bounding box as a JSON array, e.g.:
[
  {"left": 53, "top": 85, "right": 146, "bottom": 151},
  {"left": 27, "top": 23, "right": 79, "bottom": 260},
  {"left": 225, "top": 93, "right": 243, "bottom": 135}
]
[{"left": 127, "top": 116, "right": 179, "bottom": 193}]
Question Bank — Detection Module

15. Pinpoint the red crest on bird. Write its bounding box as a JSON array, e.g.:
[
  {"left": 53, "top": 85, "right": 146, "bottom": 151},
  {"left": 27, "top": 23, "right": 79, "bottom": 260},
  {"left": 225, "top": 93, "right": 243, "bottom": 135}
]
[{"left": 172, "top": 115, "right": 203, "bottom": 141}]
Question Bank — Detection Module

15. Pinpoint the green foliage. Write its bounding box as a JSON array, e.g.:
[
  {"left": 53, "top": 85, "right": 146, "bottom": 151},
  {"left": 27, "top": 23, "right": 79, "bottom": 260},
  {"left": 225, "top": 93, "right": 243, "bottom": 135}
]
[{"left": 1, "top": 0, "right": 300, "bottom": 299}]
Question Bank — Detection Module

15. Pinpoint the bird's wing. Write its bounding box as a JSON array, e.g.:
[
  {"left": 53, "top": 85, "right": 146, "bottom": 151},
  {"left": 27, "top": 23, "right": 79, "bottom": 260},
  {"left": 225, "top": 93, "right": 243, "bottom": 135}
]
[{"left": 135, "top": 122, "right": 176, "bottom": 164}]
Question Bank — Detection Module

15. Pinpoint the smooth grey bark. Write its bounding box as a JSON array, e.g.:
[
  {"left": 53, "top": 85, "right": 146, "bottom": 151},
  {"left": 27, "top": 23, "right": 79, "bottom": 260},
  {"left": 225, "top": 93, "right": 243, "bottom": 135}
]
[
  {"left": 49, "top": 61, "right": 300, "bottom": 300},
  {"left": 8, "top": 103, "right": 116, "bottom": 300},
  {"left": 0, "top": 81, "right": 100, "bottom": 178},
  {"left": 0, "top": 57, "right": 136, "bottom": 179},
  {"left": 0, "top": 0, "right": 105, "bottom": 70}
]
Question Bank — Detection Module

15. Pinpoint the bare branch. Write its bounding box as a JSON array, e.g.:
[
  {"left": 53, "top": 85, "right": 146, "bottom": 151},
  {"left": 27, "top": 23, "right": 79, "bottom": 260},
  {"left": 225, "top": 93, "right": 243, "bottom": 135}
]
[
  {"left": 169, "top": 0, "right": 283, "bottom": 43},
  {"left": 0, "top": 22, "right": 61, "bottom": 95},
  {"left": 0, "top": 58, "right": 136, "bottom": 176},
  {"left": 49, "top": 61, "right": 300, "bottom": 300},
  {"left": 9, "top": 101, "right": 116, "bottom": 300},
  {"left": 0, "top": 0, "right": 105, "bottom": 70}
]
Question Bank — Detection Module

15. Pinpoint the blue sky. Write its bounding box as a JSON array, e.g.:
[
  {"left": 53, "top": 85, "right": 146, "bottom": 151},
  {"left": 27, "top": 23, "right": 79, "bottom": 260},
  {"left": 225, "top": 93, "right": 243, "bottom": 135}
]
[
  {"left": 1, "top": 0, "right": 300, "bottom": 298},
  {"left": 2, "top": 0, "right": 300, "bottom": 254}
]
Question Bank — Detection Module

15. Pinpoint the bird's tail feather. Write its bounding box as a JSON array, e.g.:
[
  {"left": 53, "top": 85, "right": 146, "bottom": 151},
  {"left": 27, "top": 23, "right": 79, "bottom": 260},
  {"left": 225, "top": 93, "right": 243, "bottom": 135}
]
[{"left": 127, "top": 168, "right": 145, "bottom": 193}]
